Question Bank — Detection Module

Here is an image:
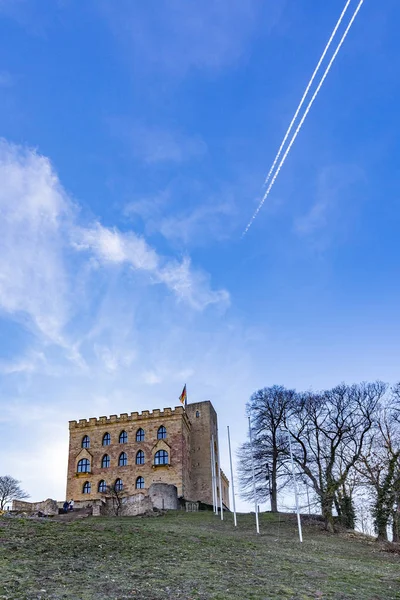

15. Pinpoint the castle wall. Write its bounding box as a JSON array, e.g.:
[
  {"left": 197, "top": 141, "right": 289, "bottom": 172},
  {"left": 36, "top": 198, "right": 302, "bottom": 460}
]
[
  {"left": 66, "top": 407, "right": 191, "bottom": 501},
  {"left": 66, "top": 401, "right": 229, "bottom": 508}
]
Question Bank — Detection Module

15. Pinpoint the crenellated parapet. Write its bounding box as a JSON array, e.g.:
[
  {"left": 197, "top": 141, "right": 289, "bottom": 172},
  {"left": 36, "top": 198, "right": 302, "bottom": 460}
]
[{"left": 69, "top": 406, "right": 185, "bottom": 429}]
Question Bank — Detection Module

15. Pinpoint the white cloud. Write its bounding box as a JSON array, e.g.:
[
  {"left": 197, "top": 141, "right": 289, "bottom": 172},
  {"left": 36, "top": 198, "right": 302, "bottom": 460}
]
[
  {"left": 0, "top": 139, "right": 72, "bottom": 343},
  {"left": 0, "top": 139, "right": 227, "bottom": 355},
  {"left": 73, "top": 222, "right": 229, "bottom": 310}
]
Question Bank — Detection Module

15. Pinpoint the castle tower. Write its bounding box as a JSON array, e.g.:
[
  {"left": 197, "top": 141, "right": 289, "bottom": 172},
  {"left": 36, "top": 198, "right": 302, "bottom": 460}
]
[{"left": 186, "top": 401, "right": 229, "bottom": 509}]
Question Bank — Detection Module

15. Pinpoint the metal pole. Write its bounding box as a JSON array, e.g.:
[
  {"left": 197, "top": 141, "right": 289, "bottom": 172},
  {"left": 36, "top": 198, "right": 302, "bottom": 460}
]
[
  {"left": 248, "top": 416, "right": 260, "bottom": 534},
  {"left": 211, "top": 435, "right": 218, "bottom": 514},
  {"left": 287, "top": 430, "right": 303, "bottom": 543},
  {"left": 227, "top": 426, "right": 237, "bottom": 526},
  {"left": 217, "top": 438, "right": 224, "bottom": 521},
  {"left": 210, "top": 438, "right": 216, "bottom": 512}
]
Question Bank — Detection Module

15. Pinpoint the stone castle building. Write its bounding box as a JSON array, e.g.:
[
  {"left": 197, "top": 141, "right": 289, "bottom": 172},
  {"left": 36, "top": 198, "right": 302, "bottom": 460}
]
[{"left": 66, "top": 401, "right": 229, "bottom": 510}]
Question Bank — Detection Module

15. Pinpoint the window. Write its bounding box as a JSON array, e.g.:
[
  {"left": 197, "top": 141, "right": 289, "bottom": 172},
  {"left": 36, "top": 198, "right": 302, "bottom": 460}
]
[
  {"left": 83, "top": 481, "right": 91, "bottom": 494},
  {"left": 77, "top": 458, "right": 90, "bottom": 473},
  {"left": 101, "top": 454, "right": 110, "bottom": 468},
  {"left": 196, "top": 411, "right": 200, "bottom": 418},
  {"left": 136, "top": 476, "right": 145, "bottom": 489},
  {"left": 119, "top": 430, "right": 127, "bottom": 444},
  {"left": 98, "top": 480, "right": 107, "bottom": 493},
  {"left": 115, "top": 478, "right": 123, "bottom": 492},
  {"left": 136, "top": 428, "right": 145, "bottom": 442},
  {"left": 118, "top": 452, "right": 128, "bottom": 467},
  {"left": 82, "top": 435, "right": 90, "bottom": 448},
  {"left": 102, "top": 432, "right": 111, "bottom": 446},
  {"left": 154, "top": 450, "right": 168, "bottom": 465},
  {"left": 157, "top": 426, "right": 167, "bottom": 440},
  {"left": 136, "top": 450, "right": 145, "bottom": 465}
]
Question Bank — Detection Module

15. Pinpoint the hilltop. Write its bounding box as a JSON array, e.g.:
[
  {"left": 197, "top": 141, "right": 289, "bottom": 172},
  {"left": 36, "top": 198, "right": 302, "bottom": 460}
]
[{"left": 0, "top": 511, "right": 399, "bottom": 600}]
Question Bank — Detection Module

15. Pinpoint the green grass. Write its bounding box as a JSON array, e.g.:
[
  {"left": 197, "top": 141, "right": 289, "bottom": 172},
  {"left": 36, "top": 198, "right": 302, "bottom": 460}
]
[{"left": 0, "top": 511, "right": 399, "bottom": 600}]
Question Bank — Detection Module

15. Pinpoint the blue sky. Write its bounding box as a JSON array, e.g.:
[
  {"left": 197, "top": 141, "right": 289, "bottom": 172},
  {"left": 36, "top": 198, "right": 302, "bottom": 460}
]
[{"left": 0, "top": 0, "right": 399, "bottom": 509}]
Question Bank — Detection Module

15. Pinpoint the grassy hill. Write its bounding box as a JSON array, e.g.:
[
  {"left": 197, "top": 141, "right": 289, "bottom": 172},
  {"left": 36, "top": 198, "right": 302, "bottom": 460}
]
[{"left": 0, "top": 511, "right": 399, "bottom": 600}]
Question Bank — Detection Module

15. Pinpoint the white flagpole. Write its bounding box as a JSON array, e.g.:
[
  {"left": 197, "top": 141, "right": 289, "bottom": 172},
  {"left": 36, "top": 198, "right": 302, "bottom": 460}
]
[
  {"left": 210, "top": 438, "right": 216, "bottom": 512},
  {"left": 287, "top": 430, "right": 303, "bottom": 543},
  {"left": 227, "top": 425, "right": 237, "bottom": 526},
  {"left": 211, "top": 435, "right": 218, "bottom": 514},
  {"left": 217, "top": 439, "right": 224, "bottom": 521},
  {"left": 248, "top": 415, "right": 260, "bottom": 534}
]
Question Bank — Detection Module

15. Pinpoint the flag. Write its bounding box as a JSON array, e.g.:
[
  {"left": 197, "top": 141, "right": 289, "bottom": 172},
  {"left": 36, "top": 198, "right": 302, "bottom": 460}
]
[{"left": 179, "top": 384, "right": 187, "bottom": 407}]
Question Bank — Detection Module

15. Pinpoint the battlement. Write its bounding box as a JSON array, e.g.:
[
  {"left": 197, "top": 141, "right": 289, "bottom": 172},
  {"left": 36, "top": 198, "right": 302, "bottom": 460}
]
[{"left": 69, "top": 406, "right": 185, "bottom": 429}]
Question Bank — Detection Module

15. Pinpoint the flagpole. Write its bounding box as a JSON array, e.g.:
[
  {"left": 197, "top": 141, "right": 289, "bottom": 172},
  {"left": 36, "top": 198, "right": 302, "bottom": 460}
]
[
  {"left": 227, "top": 425, "right": 237, "bottom": 526},
  {"left": 217, "top": 438, "right": 224, "bottom": 521},
  {"left": 248, "top": 415, "right": 260, "bottom": 534},
  {"left": 210, "top": 438, "right": 216, "bottom": 512},
  {"left": 211, "top": 435, "right": 218, "bottom": 514},
  {"left": 287, "top": 429, "right": 303, "bottom": 543}
]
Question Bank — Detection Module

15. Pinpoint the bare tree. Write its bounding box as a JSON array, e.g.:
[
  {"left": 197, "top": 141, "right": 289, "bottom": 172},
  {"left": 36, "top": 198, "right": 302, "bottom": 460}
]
[
  {"left": 0, "top": 475, "right": 29, "bottom": 510},
  {"left": 356, "top": 391, "right": 400, "bottom": 540},
  {"left": 238, "top": 386, "right": 295, "bottom": 511},
  {"left": 285, "top": 382, "right": 385, "bottom": 532},
  {"left": 105, "top": 483, "right": 126, "bottom": 516}
]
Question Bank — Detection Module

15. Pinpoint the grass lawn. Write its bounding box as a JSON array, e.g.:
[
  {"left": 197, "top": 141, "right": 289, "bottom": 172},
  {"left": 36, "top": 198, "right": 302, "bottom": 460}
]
[{"left": 0, "top": 511, "right": 399, "bottom": 600}]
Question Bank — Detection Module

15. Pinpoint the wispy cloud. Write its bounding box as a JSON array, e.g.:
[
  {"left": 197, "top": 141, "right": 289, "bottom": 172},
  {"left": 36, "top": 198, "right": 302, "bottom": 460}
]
[
  {"left": 294, "top": 164, "right": 365, "bottom": 239},
  {"left": 125, "top": 183, "right": 239, "bottom": 246},
  {"left": 0, "top": 70, "right": 14, "bottom": 87},
  {"left": 109, "top": 119, "right": 207, "bottom": 164},
  {"left": 0, "top": 139, "right": 229, "bottom": 353},
  {"left": 100, "top": 0, "right": 285, "bottom": 75},
  {"left": 0, "top": 139, "right": 72, "bottom": 343},
  {"left": 73, "top": 222, "right": 229, "bottom": 310}
]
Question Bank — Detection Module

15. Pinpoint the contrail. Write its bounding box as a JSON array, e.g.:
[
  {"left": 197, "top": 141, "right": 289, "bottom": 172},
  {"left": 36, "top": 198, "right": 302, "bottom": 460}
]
[
  {"left": 243, "top": 0, "right": 365, "bottom": 236},
  {"left": 263, "top": 0, "right": 353, "bottom": 188}
]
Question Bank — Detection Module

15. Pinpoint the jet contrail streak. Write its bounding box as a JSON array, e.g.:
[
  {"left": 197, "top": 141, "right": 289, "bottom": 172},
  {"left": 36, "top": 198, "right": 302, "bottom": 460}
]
[
  {"left": 263, "top": 0, "right": 353, "bottom": 188},
  {"left": 243, "top": 0, "right": 364, "bottom": 236}
]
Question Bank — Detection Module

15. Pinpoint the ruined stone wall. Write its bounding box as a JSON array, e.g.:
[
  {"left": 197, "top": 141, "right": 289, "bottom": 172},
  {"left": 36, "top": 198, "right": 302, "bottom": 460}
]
[
  {"left": 66, "top": 407, "right": 191, "bottom": 502},
  {"left": 12, "top": 499, "right": 59, "bottom": 515},
  {"left": 148, "top": 483, "right": 178, "bottom": 510}
]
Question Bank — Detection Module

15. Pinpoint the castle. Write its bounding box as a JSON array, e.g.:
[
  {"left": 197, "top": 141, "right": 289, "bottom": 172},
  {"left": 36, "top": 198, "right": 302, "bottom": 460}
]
[{"left": 66, "top": 400, "right": 229, "bottom": 511}]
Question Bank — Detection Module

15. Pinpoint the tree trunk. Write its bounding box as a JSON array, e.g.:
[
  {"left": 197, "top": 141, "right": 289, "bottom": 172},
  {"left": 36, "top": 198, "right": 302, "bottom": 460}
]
[
  {"left": 392, "top": 507, "right": 399, "bottom": 543},
  {"left": 322, "top": 496, "right": 335, "bottom": 533}
]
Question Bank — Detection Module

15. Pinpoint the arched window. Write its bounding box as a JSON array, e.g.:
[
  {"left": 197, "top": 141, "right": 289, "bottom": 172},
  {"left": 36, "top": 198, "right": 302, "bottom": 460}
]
[
  {"left": 98, "top": 480, "right": 107, "bottom": 493},
  {"left": 77, "top": 458, "right": 90, "bottom": 473},
  {"left": 136, "top": 428, "right": 145, "bottom": 442},
  {"left": 157, "top": 426, "right": 167, "bottom": 440},
  {"left": 136, "top": 476, "right": 145, "bottom": 489},
  {"left": 101, "top": 454, "right": 110, "bottom": 468},
  {"left": 118, "top": 452, "right": 128, "bottom": 467},
  {"left": 102, "top": 432, "right": 111, "bottom": 446},
  {"left": 154, "top": 450, "right": 168, "bottom": 465},
  {"left": 82, "top": 435, "right": 90, "bottom": 448},
  {"left": 136, "top": 450, "right": 145, "bottom": 465},
  {"left": 119, "top": 430, "right": 127, "bottom": 444},
  {"left": 115, "top": 478, "right": 123, "bottom": 492},
  {"left": 83, "top": 481, "right": 91, "bottom": 494}
]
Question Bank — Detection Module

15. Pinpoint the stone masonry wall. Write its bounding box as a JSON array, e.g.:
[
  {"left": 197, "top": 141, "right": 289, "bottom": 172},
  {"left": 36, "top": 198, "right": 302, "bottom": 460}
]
[
  {"left": 66, "top": 407, "right": 191, "bottom": 502},
  {"left": 12, "top": 499, "right": 59, "bottom": 515},
  {"left": 186, "top": 401, "right": 230, "bottom": 509}
]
